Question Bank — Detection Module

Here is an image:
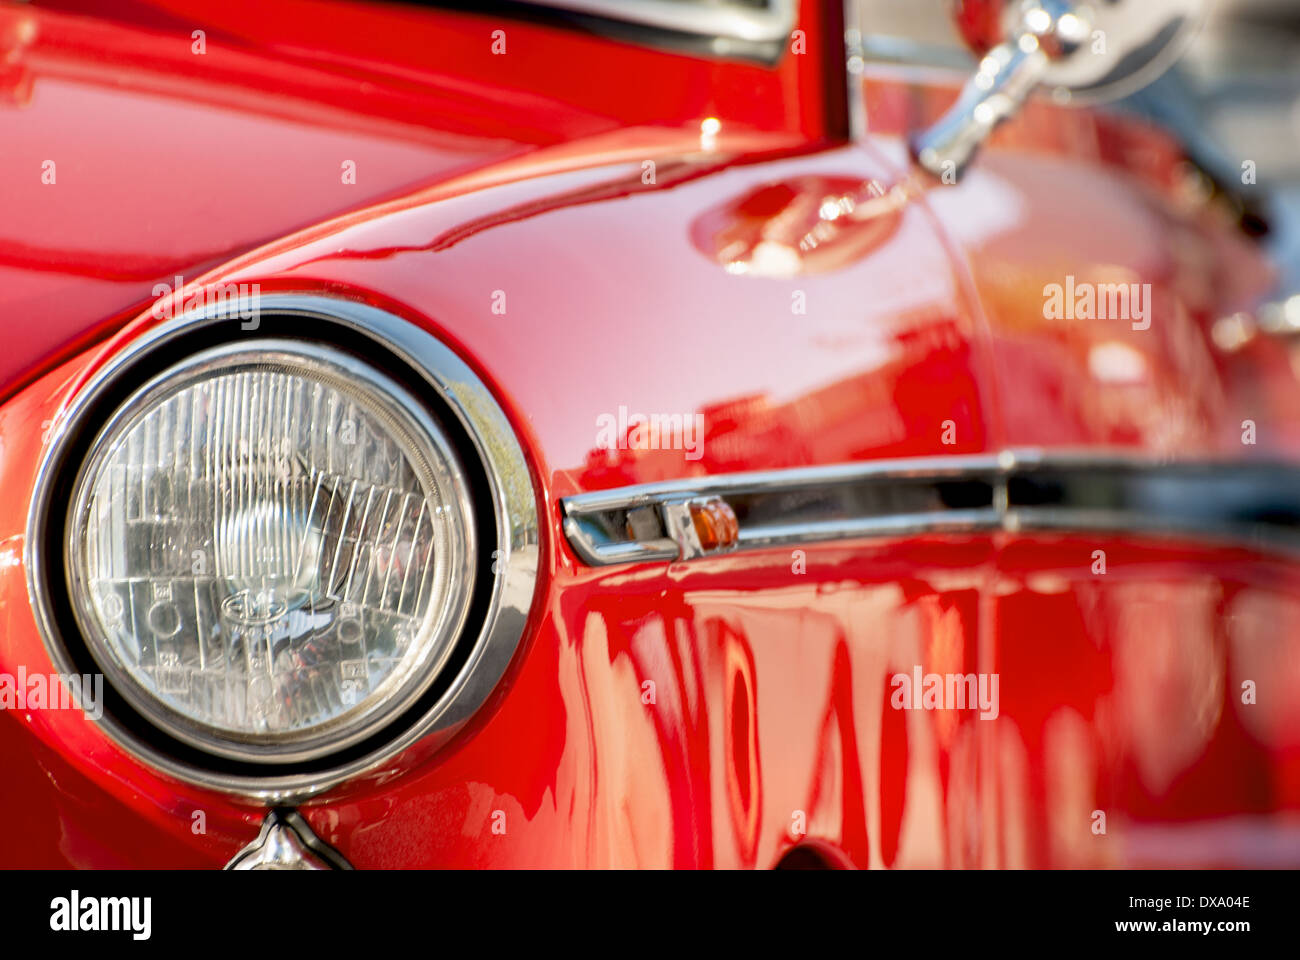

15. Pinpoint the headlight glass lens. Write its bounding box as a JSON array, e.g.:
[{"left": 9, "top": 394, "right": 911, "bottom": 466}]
[{"left": 67, "top": 342, "right": 475, "bottom": 762}]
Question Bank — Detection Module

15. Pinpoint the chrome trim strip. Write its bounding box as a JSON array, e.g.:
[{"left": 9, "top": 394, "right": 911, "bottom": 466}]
[
  {"left": 561, "top": 449, "right": 1300, "bottom": 565},
  {"left": 735, "top": 509, "right": 1002, "bottom": 549},
  {"left": 27, "top": 294, "right": 540, "bottom": 801},
  {"left": 522, "top": 0, "right": 797, "bottom": 45}
]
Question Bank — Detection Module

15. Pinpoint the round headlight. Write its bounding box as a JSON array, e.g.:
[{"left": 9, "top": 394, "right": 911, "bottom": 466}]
[{"left": 65, "top": 339, "right": 476, "bottom": 763}]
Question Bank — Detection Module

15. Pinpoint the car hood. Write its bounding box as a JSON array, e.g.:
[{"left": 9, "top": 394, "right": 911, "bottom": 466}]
[{"left": 0, "top": 1, "right": 616, "bottom": 399}]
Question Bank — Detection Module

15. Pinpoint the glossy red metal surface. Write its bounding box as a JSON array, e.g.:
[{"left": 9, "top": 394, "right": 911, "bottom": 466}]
[
  {"left": 864, "top": 67, "right": 1299, "bottom": 454},
  {"left": 2, "top": 0, "right": 1298, "bottom": 869},
  {"left": 0, "top": 0, "right": 844, "bottom": 404}
]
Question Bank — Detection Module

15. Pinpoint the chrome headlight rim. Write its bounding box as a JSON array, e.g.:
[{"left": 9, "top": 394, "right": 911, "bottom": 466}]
[
  {"left": 65, "top": 339, "right": 479, "bottom": 764},
  {"left": 27, "top": 294, "right": 540, "bottom": 800}
]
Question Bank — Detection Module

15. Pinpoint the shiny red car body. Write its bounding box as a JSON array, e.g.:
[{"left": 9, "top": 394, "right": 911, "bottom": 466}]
[{"left": 2, "top": 0, "right": 1298, "bottom": 869}]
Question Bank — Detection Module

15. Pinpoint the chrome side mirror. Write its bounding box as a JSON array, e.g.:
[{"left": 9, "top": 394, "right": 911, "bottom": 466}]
[{"left": 910, "top": 0, "right": 1205, "bottom": 182}]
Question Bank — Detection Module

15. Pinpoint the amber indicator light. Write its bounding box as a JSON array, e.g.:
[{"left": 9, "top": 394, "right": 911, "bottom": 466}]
[{"left": 690, "top": 498, "right": 739, "bottom": 550}]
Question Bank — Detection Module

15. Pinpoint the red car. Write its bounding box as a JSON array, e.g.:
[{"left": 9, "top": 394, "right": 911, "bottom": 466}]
[{"left": 2, "top": 0, "right": 1298, "bottom": 871}]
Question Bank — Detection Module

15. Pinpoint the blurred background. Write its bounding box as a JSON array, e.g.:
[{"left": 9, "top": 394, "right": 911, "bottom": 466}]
[{"left": 856, "top": 0, "right": 1300, "bottom": 292}]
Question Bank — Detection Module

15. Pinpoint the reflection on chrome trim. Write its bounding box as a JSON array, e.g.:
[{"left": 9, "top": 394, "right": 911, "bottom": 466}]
[
  {"left": 561, "top": 449, "right": 1300, "bottom": 565},
  {"left": 523, "top": 0, "right": 797, "bottom": 45}
]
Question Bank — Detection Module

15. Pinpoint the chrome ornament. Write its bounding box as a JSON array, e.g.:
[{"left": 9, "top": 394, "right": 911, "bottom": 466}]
[
  {"left": 911, "top": 0, "right": 1205, "bottom": 181},
  {"left": 226, "top": 810, "right": 352, "bottom": 870}
]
